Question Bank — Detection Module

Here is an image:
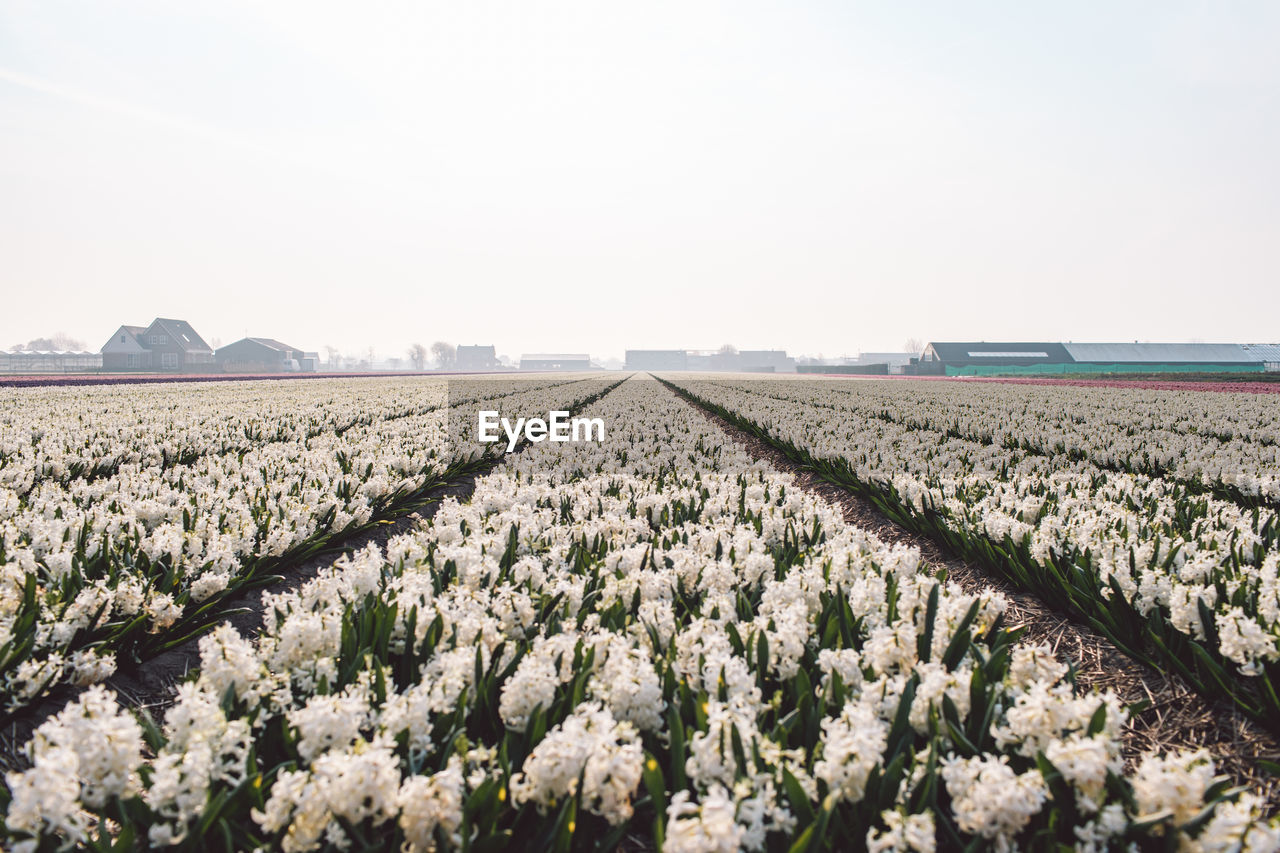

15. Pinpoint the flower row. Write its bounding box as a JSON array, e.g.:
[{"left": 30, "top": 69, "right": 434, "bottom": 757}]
[
  {"left": 662, "top": 377, "right": 1280, "bottom": 729},
  {"left": 4, "top": 377, "right": 1272, "bottom": 851},
  {"left": 0, "top": 376, "right": 615, "bottom": 714}
]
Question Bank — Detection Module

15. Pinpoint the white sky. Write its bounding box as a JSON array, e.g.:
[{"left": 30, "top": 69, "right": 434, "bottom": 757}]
[{"left": 2, "top": 1, "right": 1278, "bottom": 362}]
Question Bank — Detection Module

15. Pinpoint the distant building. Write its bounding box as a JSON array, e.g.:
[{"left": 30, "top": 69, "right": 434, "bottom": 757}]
[
  {"left": 685, "top": 352, "right": 715, "bottom": 371},
  {"left": 215, "top": 338, "right": 318, "bottom": 372},
  {"left": 629, "top": 348, "right": 796, "bottom": 373},
  {"left": 852, "top": 352, "right": 915, "bottom": 366},
  {"left": 0, "top": 350, "right": 102, "bottom": 373},
  {"left": 798, "top": 363, "right": 890, "bottom": 375},
  {"left": 101, "top": 318, "right": 214, "bottom": 371},
  {"left": 456, "top": 345, "right": 499, "bottom": 370},
  {"left": 625, "top": 350, "right": 688, "bottom": 370},
  {"left": 520, "top": 354, "right": 593, "bottom": 371},
  {"left": 920, "top": 342, "right": 1272, "bottom": 375},
  {"left": 1243, "top": 344, "right": 1280, "bottom": 372},
  {"left": 738, "top": 350, "right": 796, "bottom": 373},
  {"left": 847, "top": 352, "right": 916, "bottom": 375}
]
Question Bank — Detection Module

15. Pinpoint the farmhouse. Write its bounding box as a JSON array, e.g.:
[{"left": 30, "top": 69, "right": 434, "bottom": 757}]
[
  {"left": 215, "top": 338, "right": 319, "bottom": 373},
  {"left": 101, "top": 318, "right": 214, "bottom": 371},
  {"left": 456, "top": 345, "right": 499, "bottom": 370},
  {"left": 919, "top": 342, "right": 1279, "bottom": 375}
]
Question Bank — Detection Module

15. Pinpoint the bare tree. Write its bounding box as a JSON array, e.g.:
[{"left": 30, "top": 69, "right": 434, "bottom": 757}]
[
  {"left": 903, "top": 337, "right": 925, "bottom": 355},
  {"left": 407, "top": 343, "right": 428, "bottom": 371},
  {"left": 717, "top": 344, "right": 738, "bottom": 356},
  {"left": 51, "top": 332, "right": 86, "bottom": 350},
  {"left": 23, "top": 333, "right": 87, "bottom": 351},
  {"left": 367, "top": 347, "right": 376, "bottom": 368},
  {"left": 431, "top": 341, "right": 456, "bottom": 369},
  {"left": 387, "top": 357, "right": 403, "bottom": 371},
  {"left": 325, "top": 346, "right": 342, "bottom": 369}
]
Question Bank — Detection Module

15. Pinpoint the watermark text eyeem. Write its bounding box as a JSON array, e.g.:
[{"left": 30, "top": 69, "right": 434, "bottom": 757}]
[{"left": 478, "top": 410, "right": 605, "bottom": 452}]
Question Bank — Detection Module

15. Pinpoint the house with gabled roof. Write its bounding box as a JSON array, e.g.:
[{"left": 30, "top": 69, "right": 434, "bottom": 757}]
[
  {"left": 456, "top": 345, "right": 498, "bottom": 370},
  {"left": 100, "top": 318, "right": 214, "bottom": 371}
]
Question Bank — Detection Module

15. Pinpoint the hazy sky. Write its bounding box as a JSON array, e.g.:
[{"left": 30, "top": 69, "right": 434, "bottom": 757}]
[{"left": 2, "top": 1, "right": 1278, "bottom": 361}]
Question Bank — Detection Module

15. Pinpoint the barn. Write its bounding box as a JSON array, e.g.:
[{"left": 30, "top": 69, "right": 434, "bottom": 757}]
[
  {"left": 920, "top": 342, "right": 1273, "bottom": 376},
  {"left": 215, "top": 338, "right": 318, "bottom": 372}
]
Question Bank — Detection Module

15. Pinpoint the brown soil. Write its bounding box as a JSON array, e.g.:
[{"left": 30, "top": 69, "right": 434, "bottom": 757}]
[{"left": 680, "top": 396, "right": 1280, "bottom": 811}]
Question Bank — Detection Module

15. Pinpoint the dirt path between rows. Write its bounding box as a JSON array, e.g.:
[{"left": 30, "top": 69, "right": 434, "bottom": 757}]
[{"left": 680, "top": 394, "right": 1280, "bottom": 811}]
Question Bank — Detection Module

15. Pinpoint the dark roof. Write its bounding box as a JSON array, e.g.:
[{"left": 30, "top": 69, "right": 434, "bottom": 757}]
[
  {"left": 244, "top": 337, "right": 298, "bottom": 352},
  {"left": 927, "top": 341, "right": 1270, "bottom": 366},
  {"left": 152, "top": 318, "right": 212, "bottom": 352},
  {"left": 1063, "top": 342, "right": 1259, "bottom": 364},
  {"left": 925, "top": 342, "right": 1075, "bottom": 365},
  {"left": 1242, "top": 344, "right": 1280, "bottom": 361},
  {"left": 214, "top": 338, "right": 303, "bottom": 359},
  {"left": 121, "top": 325, "right": 147, "bottom": 336}
]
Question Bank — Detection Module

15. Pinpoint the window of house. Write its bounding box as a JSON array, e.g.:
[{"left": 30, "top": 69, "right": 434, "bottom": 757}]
[
  {"left": 127, "top": 354, "right": 140, "bottom": 368},
  {"left": 120, "top": 335, "right": 125, "bottom": 343},
  {"left": 161, "top": 352, "right": 179, "bottom": 369}
]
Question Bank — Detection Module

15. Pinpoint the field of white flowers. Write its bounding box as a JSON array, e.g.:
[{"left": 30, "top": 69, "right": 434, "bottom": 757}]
[
  {"left": 0, "top": 375, "right": 618, "bottom": 715},
  {"left": 2, "top": 374, "right": 1278, "bottom": 851},
  {"left": 663, "top": 377, "right": 1280, "bottom": 730}
]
